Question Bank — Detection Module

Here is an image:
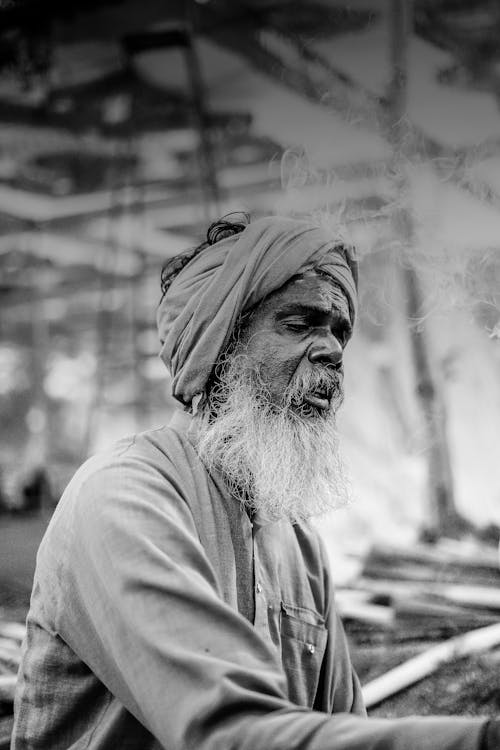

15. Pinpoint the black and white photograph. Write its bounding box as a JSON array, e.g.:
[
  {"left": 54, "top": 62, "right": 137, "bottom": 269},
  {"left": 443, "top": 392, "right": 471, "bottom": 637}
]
[{"left": 0, "top": 1, "right": 499, "bottom": 748}]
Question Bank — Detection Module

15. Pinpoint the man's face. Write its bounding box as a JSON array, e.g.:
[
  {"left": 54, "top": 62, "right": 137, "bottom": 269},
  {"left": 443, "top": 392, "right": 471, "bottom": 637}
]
[
  {"left": 240, "top": 274, "right": 353, "bottom": 415},
  {"left": 196, "top": 273, "right": 353, "bottom": 521}
]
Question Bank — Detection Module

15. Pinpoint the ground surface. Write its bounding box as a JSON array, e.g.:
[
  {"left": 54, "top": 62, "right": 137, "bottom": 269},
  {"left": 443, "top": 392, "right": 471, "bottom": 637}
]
[
  {"left": 371, "top": 652, "right": 500, "bottom": 718},
  {"left": 351, "top": 640, "right": 500, "bottom": 718}
]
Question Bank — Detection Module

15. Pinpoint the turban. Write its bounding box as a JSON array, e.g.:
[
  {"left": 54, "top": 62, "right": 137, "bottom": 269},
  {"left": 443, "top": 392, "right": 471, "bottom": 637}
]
[{"left": 157, "top": 215, "right": 358, "bottom": 408}]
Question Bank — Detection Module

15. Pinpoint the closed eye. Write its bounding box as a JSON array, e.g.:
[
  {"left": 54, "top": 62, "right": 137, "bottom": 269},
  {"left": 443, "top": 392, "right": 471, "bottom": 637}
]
[
  {"left": 277, "top": 306, "right": 352, "bottom": 343},
  {"left": 281, "top": 321, "right": 352, "bottom": 347},
  {"left": 283, "top": 321, "right": 309, "bottom": 332}
]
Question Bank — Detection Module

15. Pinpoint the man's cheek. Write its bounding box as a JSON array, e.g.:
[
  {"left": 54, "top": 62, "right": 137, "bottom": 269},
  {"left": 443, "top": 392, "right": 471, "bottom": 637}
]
[
  {"left": 279, "top": 366, "right": 305, "bottom": 397},
  {"left": 260, "top": 355, "right": 295, "bottom": 392}
]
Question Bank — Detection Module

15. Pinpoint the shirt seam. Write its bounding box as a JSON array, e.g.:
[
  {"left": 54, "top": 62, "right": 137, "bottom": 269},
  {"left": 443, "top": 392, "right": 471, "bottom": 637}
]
[{"left": 82, "top": 690, "right": 114, "bottom": 750}]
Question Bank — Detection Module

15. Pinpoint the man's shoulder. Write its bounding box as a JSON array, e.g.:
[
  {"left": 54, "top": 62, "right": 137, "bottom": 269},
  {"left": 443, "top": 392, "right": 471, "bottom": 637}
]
[
  {"left": 74, "top": 421, "right": 197, "bottom": 485},
  {"left": 104, "top": 421, "right": 192, "bottom": 460},
  {"left": 32, "top": 423, "right": 209, "bottom": 632},
  {"left": 38, "top": 423, "right": 206, "bottom": 563},
  {"left": 49, "top": 423, "right": 204, "bottom": 533}
]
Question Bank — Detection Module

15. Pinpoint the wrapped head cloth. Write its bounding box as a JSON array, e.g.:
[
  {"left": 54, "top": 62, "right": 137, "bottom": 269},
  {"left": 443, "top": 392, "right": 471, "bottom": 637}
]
[{"left": 157, "top": 215, "right": 358, "bottom": 409}]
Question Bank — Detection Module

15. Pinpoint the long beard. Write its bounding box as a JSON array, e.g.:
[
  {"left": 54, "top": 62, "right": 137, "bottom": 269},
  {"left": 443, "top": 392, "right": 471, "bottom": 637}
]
[{"left": 194, "top": 353, "right": 352, "bottom": 523}]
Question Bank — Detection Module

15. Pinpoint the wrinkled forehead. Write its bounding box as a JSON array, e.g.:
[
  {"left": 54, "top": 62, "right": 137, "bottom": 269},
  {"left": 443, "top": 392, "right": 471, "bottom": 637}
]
[{"left": 249, "top": 270, "right": 351, "bottom": 321}]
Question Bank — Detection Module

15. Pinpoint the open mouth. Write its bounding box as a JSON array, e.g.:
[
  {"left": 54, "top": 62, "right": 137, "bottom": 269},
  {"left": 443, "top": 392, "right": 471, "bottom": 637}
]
[{"left": 302, "top": 389, "right": 330, "bottom": 411}]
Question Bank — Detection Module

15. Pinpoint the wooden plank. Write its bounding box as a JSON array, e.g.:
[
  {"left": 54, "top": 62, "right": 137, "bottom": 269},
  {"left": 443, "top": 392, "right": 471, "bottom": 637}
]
[
  {"left": 0, "top": 675, "right": 16, "bottom": 703},
  {"left": 356, "top": 577, "right": 500, "bottom": 612},
  {"left": 0, "top": 622, "right": 25, "bottom": 643},
  {"left": 362, "top": 543, "right": 500, "bottom": 587},
  {"left": 362, "top": 622, "right": 500, "bottom": 708},
  {"left": 394, "top": 596, "right": 499, "bottom": 623},
  {"left": 337, "top": 600, "right": 394, "bottom": 628}
]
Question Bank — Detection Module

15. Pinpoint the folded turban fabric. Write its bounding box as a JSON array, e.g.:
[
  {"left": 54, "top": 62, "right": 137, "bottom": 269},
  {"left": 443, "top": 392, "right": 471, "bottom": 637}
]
[{"left": 157, "top": 215, "right": 358, "bottom": 408}]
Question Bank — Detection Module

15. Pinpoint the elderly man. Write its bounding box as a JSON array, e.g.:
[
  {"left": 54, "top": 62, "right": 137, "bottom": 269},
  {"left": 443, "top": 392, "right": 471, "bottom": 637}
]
[{"left": 12, "top": 215, "right": 497, "bottom": 749}]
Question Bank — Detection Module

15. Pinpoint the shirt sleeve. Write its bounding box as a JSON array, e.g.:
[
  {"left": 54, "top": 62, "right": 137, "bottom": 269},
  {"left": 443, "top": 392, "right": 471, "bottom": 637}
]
[{"left": 51, "top": 455, "right": 488, "bottom": 750}]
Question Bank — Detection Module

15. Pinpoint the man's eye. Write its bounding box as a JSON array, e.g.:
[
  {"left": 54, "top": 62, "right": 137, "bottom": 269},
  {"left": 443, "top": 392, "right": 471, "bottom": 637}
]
[{"left": 283, "top": 321, "right": 308, "bottom": 332}]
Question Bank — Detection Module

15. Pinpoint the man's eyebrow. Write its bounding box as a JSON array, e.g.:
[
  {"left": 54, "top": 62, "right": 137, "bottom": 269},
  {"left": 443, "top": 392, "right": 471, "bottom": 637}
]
[
  {"left": 276, "top": 303, "right": 328, "bottom": 316},
  {"left": 276, "top": 303, "right": 352, "bottom": 327}
]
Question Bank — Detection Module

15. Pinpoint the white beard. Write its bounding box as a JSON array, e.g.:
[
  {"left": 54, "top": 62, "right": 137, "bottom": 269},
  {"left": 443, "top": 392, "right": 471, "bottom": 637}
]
[{"left": 194, "top": 353, "right": 352, "bottom": 524}]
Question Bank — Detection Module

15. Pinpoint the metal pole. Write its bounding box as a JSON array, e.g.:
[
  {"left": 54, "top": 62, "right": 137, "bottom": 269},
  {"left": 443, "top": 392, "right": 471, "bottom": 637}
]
[
  {"left": 389, "top": 0, "right": 458, "bottom": 539},
  {"left": 28, "top": 272, "right": 50, "bottom": 470},
  {"left": 184, "top": 11, "right": 221, "bottom": 219}
]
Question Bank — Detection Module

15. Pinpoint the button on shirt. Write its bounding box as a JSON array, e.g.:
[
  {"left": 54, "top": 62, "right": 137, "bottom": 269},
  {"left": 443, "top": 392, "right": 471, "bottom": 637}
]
[{"left": 12, "top": 414, "right": 488, "bottom": 750}]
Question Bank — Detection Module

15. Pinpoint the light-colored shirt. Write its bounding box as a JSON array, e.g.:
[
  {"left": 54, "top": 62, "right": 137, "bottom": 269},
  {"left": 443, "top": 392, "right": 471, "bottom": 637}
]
[{"left": 12, "top": 414, "right": 488, "bottom": 749}]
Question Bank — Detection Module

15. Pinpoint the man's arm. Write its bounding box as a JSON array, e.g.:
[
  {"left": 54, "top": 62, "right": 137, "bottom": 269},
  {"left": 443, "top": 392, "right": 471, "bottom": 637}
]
[{"left": 49, "top": 457, "right": 488, "bottom": 750}]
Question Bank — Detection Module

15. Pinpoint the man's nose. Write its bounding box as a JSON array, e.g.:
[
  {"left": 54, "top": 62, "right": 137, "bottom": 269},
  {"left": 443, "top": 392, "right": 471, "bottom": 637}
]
[{"left": 307, "top": 334, "right": 343, "bottom": 366}]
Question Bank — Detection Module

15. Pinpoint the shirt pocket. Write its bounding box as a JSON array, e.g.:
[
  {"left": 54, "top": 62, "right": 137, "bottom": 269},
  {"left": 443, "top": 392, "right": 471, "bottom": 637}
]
[{"left": 279, "top": 601, "right": 328, "bottom": 708}]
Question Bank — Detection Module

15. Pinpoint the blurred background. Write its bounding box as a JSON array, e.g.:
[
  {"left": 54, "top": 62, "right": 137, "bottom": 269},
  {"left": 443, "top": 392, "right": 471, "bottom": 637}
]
[{"left": 1, "top": 0, "right": 500, "bottom": 725}]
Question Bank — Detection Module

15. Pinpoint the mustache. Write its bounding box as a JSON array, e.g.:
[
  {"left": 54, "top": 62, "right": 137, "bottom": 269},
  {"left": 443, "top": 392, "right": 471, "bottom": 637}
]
[{"left": 285, "top": 366, "right": 344, "bottom": 406}]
